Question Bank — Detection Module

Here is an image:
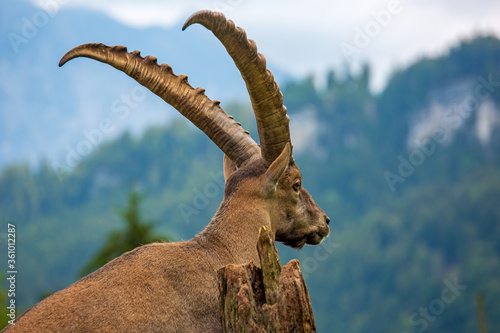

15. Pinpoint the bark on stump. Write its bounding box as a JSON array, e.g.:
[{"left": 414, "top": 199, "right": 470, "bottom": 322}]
[{"left": 219, "top": 226, "right": 317, "bottom": 332}]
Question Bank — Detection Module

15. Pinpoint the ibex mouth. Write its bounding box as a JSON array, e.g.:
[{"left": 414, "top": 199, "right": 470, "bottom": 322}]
[
  {"left": 306, "top": 229, "right": 329, "bottom": 246},
  {"left": 283, "top": 238, "right": 308, "bottom": 249},
  {"left": 282, "top": 228, "right": 329, "bottom": 249}
]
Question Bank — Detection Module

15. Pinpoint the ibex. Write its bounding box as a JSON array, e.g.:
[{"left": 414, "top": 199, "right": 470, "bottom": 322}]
[{"left": 4, "top": 10, "right": 330, "bottom": 332}]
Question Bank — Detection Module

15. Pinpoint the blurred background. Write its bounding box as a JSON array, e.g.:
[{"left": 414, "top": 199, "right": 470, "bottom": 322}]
[{"left": 1, "top": 0, "right": 500, "bottom": 331}]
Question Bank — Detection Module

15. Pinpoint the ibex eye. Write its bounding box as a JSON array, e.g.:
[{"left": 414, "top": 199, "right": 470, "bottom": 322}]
[{"left": 293, "top": 182, "right": 301, "bottom": 192}]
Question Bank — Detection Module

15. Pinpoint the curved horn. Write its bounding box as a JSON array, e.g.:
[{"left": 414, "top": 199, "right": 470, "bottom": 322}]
[
  {"left": 183, "top": 10, "right": 292, "bottom": 166},
  {"left": 59, "top": 43, "right": 260, "bottom": 167}
]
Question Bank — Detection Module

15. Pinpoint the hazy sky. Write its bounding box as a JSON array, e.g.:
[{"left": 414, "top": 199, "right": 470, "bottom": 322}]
[{"left": 30, "top": 0, "right": 500, "bottom": 90}]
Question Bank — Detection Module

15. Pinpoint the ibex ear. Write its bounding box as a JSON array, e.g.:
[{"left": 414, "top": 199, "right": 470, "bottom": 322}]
[
  {"left": 263, "top": 143, "right": 291, "bottom": 195},
  {"left": 223, "top": 155, "right": 238, "bottom": 182}
]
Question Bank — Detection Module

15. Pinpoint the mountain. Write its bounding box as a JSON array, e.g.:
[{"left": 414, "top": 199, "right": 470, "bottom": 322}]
[
  {"left": 377, "top": 36, "right": 500, "bottom": 154},
  {"left": 0, "top": 0, "right": 293, "bottom": 168},
  {"left": 1, "top": 11, "right": 500, "bottom": 333}
]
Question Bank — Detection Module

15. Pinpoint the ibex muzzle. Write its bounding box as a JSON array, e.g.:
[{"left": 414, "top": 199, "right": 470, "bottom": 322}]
[{"left": 3, "top": 10, "right": 330, "bottom": 332}]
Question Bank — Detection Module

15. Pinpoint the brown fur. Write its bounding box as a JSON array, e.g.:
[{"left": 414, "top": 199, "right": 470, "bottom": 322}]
[{"left": 4, "top": 146, "right": 329, "bottom": 332}]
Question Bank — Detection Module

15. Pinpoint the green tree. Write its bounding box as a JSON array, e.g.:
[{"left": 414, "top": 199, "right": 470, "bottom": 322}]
[
  {"left": 0, "top": 273, "right": 9, "bottom": 329},
  {"left": 79, "top": 191, "right": 170, "bottom": 276}
]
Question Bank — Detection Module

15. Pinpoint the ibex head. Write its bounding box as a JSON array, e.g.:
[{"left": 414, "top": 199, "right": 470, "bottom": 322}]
[
  {"left": 266, "top": 157, "right": 330, "bottom": 249},
  {"left": 223, "top": 145, "right": 330, "bottom": 249},
  {"left": 58, "top": 10, "right": 329, "bottom": 249}
]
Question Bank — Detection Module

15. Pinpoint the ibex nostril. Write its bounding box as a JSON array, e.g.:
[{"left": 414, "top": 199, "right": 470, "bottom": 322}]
[{"left": 325, "top": 216, "right": 330, "bottom": 225}]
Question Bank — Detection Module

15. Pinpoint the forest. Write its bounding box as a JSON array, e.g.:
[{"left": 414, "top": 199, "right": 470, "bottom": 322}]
[{"left": 1, "top": 35, "right": 500, "bottom": 332}]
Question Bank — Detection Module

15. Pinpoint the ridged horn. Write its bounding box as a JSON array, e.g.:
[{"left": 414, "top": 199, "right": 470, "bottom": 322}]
[
  {"left": 183, "top": 10, "right": 292, "bottom": 166},
  {"left": 59, "top": 43, "right": 260, "bottom": 167}
]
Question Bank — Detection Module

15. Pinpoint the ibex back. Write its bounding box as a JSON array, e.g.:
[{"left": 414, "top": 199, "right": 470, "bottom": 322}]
[{"left": 4, "top": 10, "right": 330, "bottom": 332}]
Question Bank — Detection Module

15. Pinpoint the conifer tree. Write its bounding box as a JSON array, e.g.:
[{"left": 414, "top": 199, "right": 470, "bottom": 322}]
[{"left": 79, "top": 191, "right": 169, "bottom": 276}]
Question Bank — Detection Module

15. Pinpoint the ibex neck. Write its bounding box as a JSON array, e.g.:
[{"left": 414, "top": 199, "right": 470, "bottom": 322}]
[{"left": 193, "top": 196, "right": 272, "bottom": 267}]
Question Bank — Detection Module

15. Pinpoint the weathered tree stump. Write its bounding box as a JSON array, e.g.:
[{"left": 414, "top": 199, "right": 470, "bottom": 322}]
[{"left": 219, "top": 227, "right": 317, "bottom": 332}]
